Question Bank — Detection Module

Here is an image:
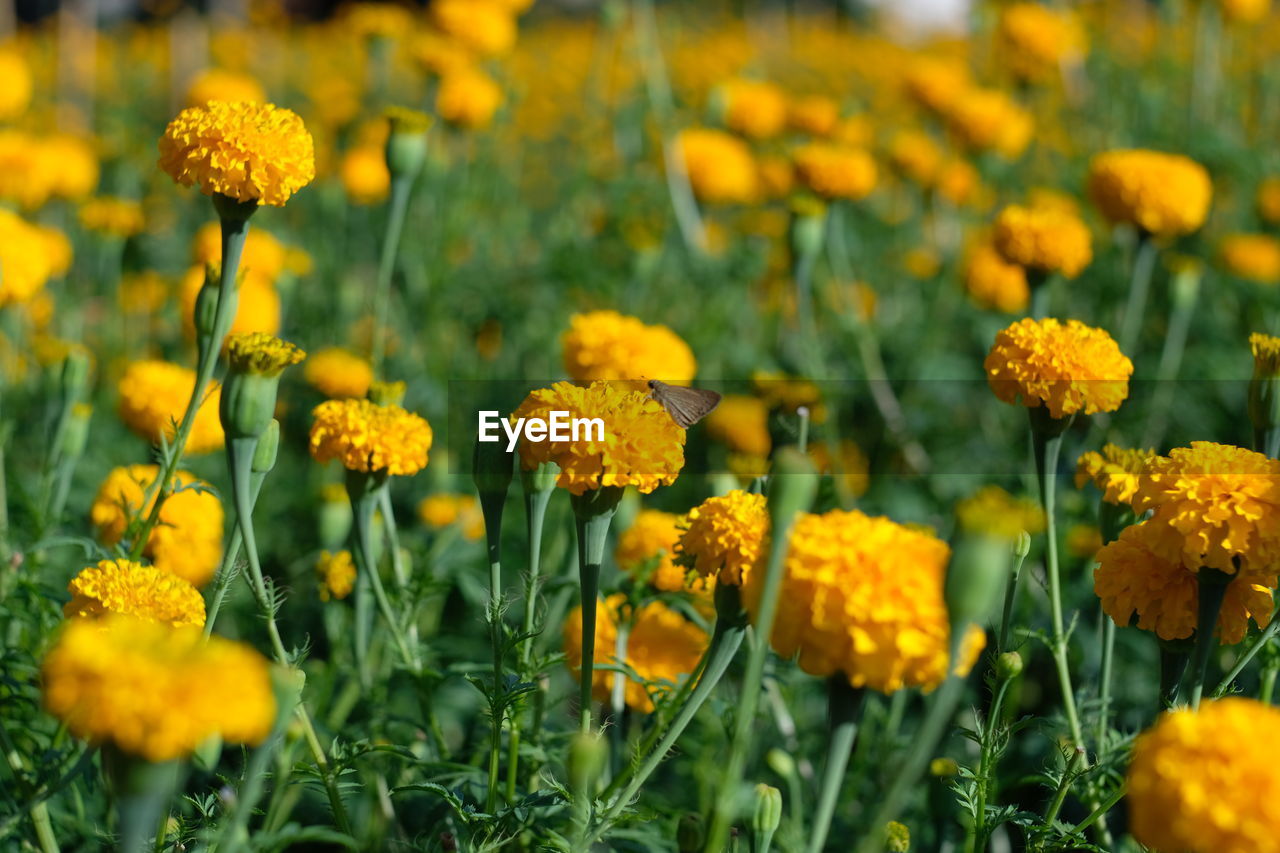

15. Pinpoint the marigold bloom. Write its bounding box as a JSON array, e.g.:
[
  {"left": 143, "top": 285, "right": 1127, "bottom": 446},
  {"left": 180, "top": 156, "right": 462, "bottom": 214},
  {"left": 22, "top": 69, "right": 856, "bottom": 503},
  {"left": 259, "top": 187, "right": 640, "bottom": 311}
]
[
  {"left": 992, "top": 204, "right": 1092, "bottom": 278},
  {"left": 964, "top": 241, "right": 1029, "bottom": 313},
  {"left": 1220, "top": 233, "right": 1280, "bottom": 284},
  {"left": 185, "top": 68, "right": 266, "bottom": 107},
  {"left": 792, "top": 143, "right": 877, "bottom": 201},
  {"left": 718, "top": 79, "right": 788, "bottom": 140},
  {"left": 0, "top": 45, "right": 32, "bottom": 120},
  {"left": 616, "top": 509, "right": 710, "bottom": 594},
  {"left": 512, "top": 381, "right": 685, "bottom": 495},
  {"left": 904, "top": 57, "right": 971, "bottom": 114},
  {"left": 809, "top": 440, "right": 870, "bottom": 498},
  {"left": 562, "top": 310, "right": 696, "bottom": 388},
  {"left": 1219, "top": 0, "right": 1271, "bottom": 23},
  {"left": 159, "top": 101, "right": 316, "bottom": 206},
  {"left": 1258, "top": 177, "right": 1280, "bottom": 225},
  {"left": 1133, "top": 442, "right": 1280, "bottom": 574},
  {"left": 226, "top": 332, "right": 305, "bottom": 375},
  {"left": 675, "top": 489, "right": 768, "bottom": 586},
  {"left": 78, "top": 197, "right": 145, "bottom": 238},
  {"left": 304, "top": 348, "right": 374, "bottom": 399},
  {"left": 42, "top": 616, "right": 275, "bottom": 762},
  {"left": 418, "top": 493, "right": 485, "bottom": 540},
  {"left": 985, "top": 318, "right": 1133, "bottom": 419},
  {"left": 705, "top": 395, "right": 771, "bottom": 457},
  {"left": 788, "top": 94, "right": 839, "bottom": 137},
  {"left": 955, "top": 485, "right": 1046, "bottom": 540},
  {"left": 179, "top": 265, "right": 281, "bottom": 341},
  {"left": 37, "top": 225, "right": 74, "bottom": 278},
  {"left": 564, "top": 594, "right": 708, "bottom": 713},
  {"left": 342, "top": 2, "right": 416, "bottom": 38},
  {"left": 998, "top": 3, "right": 1086, "bottom": 82},
  {"left": 936, "top": 158, "right": 980, "bottom": 207},
  {"left": 0, "top": 209, "right": 54, "bottom": 308},
  {"left": 1075, "top": 443, "right": 1155, "bottom": 505},
  {"left": 745, "top": 509, "right": 983, "bottom": 693},
  {"left": 412, "top": 30, "right": 475, "bottom": 77},
  {"left": 310, "top": 398, "right": 433, "bottom": 476},
  {"left": 118, "top": 360, "right": 224, "bottom": 454},
  {"left": 1128, "top": 699, "right": 1280, "bottom": 853},
  {"left": 1095, "top": 519, "right": 1273, "bottom": 644},
  {"left": 315, "top": 550, "right": 357, "bottom": 601},
  {"left": 1087, "top": 149, "right": 1211, "bottom": 238},
  {"left": 192, "top": 222, "right": 288, "bottom": 280},
  {"left": 887, "top": 130, "right": 943, "bottom": 187},
  {"left": 430, "top": 0, "right": 517, "bottom": 56},
  {"left": 91, "top": 465, "right": 224, "bottom": 587},
  {"left": 65, "top": 559, "right": 206, "bottom": 627},
  {"left": 1253, "top": 332, "right": 1280, "bottom": 376},
  {"left": 44, "top": 135, "right": 99, "bottom": 201},
  {"left": 437, "top": 68, "right": 505, "bottom": 129},
  {"left": 943, "top": 88, "right": 1033, "bottom": 158},
  {"left": 676, "top": 128, "right": 758, "bottom": 205},
  {"left": 340, "top": 146, "right": 391, "bottom": 205},
  {"left": 0, "top": 131, "right": 55, "bottom": 209}
]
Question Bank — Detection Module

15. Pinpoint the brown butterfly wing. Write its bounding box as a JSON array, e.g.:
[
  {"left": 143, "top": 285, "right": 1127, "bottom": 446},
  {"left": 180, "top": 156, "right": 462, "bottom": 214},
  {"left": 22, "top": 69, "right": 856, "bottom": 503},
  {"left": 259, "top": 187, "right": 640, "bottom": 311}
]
[{"left": 648, "top": 381, "right": 722, "bottom": 428}]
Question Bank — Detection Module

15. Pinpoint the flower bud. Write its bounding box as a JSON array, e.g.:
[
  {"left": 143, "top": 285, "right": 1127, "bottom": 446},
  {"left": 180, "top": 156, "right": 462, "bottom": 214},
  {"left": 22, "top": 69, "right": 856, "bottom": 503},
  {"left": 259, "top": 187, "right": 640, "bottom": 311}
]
[
  {"left": 997, "top": 650, "right": 1024, "bottom": 680},
  {"left": 885, "top": 820, "right": 911, "bottom": 852},
  {"left": 766, "top": 447, "right": 818, "bottom": 530},
  {"left": 252, "top": 420, "right": 281, "bottom": 474},
  {"left": 567, "top": 731, "right": 606, "bottom": 791},
  {"left": 676, "top": 814, "right": 704, "bottom": 852},
  {"left": 944, "top": 532, "right": 1012, "bottom": 647},
  {"left": 384, "top": 107, "right": 431, "bottom": 181},
  {"left": 369, "top": 380, "right": 406, "bottom": 406},
  {"left": 220, "top": 334, "right": 305, "bottom": 441},
  {"left": 318, "top": 484, "right": 353, "bottom": 552},
  {"left": 58, "top": 346, "right": 91, "bottom": 405},
  {"left": 765, "top": 748, "right": 796, "bottom": 780},
  {"left": 1249, "top": 333, "right": 1280, "bottom": 440},
  {"left": 193, "top": 264, "right": 232, "bottom": 343},
  {"left": 520, "top": 460, "right": 559, "bottom": 495},
  {"left": 56, "top": 403, "right": 92, "bottom": 461},
  {"left": 751, "top": 783, "right": 783, "bottom": 845},
  {"left": 788, "top": 196, "right": 827, "bottom": 262},
  {"left": 1014, "top": 530, "right": 1032, "bottom": 560}
]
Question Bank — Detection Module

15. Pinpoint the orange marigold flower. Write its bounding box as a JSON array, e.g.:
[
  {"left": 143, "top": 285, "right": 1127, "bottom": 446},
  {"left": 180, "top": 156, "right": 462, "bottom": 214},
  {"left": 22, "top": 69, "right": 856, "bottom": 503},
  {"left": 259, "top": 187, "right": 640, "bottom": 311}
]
[
  {"left": 676, "top": 128, "right": 758, "bottom": 205},
  {"left": 1087, "top": 149, "right": 1212, "bottom": 238},
  {"left": 788, "top": 94, "right": 839, "bottom": 137},
  {"left": 0, "top": 45, "right": 32, "bottom": 121},
  {"left": 0, "top": 209, "right": 53, "bottom": 308},
  {"left": 964, "top": 240, "right": 1029, "bottom": 313},
  {"left": 117, "top": 360, "right": 224, "bottom": 454},
  {"left": 65, "top": 559, "right": 206, "bottom": 627},
  {"left": 675, "top": 490, "right": 768, "bottom": 586},
  {"left": 562, "top": 310, "right": 696, "bottom": 389},
  {"left": 718, "top": 79, "right": 788, "bottom": 140},
  {"left": 943, "top": 88, "right": 1033, "bottom": 159},
  {"left": 185, "top": 68, "right": 266, "bottom": 107},
  {"left": 340, "top": 146, "right": 391, "bottom": 205},
  {"left": 430, "top": 0, "right": 517, "bottom": 57},
  {"left": 309, "top": 398, "right": 433, "bottom": 476},
  {"left": 792, "top": 143, "right": 877, "bottom": 201},
  {"left": 984, "top": 318, "right": 1133, "bottom": 419},
  {"left": 1220, "top": 233, "right": 1280, "bottom": 284},
  {"left": 304, "top": 347, "right": 374, "bottom": 399},
  {"left": 955, "top": 485, "right": 1046, "bottom": 540},
  {"left": 418, "top": 493, "right": 485, "bottom": 540},
  {"left": 998, "top": 3, "right": 1087, "bottom": 82},
  {"left": 992, "top": 204, "right": 1092, "bottom": 278},
  {"left": 616, "top": 509, "right": 710, "bottom": 594},
  {"left": 705, "top": 395, "right": 771, "bottom": 457},
  {"left": 1075, "top": 443, "right": 1155, "bottom": 505},
  {"left": 1219, "top": 0, "right": 1271, "bottom": 23},
  {"left": 315, "top": 550, "right": 357, "bottom": 601},
  {"left": 437, "top": 68, "right": 505, "bottom": 129}
]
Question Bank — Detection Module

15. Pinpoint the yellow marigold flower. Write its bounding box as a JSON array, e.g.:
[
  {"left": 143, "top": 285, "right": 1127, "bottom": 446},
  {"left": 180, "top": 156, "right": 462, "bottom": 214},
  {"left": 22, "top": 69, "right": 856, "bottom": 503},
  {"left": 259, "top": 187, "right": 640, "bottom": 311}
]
[
  {"left": 675, "top": 489, "right": 768, "bottom": 586},
  {"left": 718, "top": 79, "right": 788, "bottom": 140},
  {"left": 0, "top": 209, "right": 53, "bottom": 308},
  {"left": 616, "top": 509, "right": 710, "bottom": 594},
  {"left": 117, "top": 360, "right": 225, "bottom": 454},
  {"left": 44, "top": 135, "right": 100, "bottom": 201},
  {"left": 984, "top": 318, "right": 1133, "bottom": 419},
  {"left": 179, "top": 265, "right": 280, "bottom": 342},
  {"left": 1128, "top": 699, "right": 1280, "bottom": 853},
  {"left": 755, "top": 156, "right": 795, "bottom": 200},
  {"left": 792, "top": 143, "right": 877, "bottom": 201},
  {"left": 65, "top": 559, "right": 206, "bottom": 627},
  {"left": 37, "top": 225, "right": 74, "bottom": 278},
  {"left": 562, "top": 310, "right": 697, "bottom": 389},
  {"left": 1087, "top": 149, "right": 1212, "bottom": 238},
  {"left": 304, "top": 347, "right": 374, "bottom": 399},
  {"left": 158, "top": 101, "right": 316, "bottom": 206},
  {"left": 226, "top": 332, "right": 305, "bottom": 375},
  {"left": 809, "top": 439, "right": 870, "bottom": 497},
  {"left": 788, "top": 94, "right": 840, "bottom": 137},
  {"left": 992, "top": 204, "right": 1092, "bottom": 278},
  {"left": 1066, "top": 523, "right": 1103, "bottom": 559},
  {"left": 430, "top": 0, "right": 517, "bottom": 56},
  {"left": 944, "top": 88, "right": 1033, "bottom": 159},
  {"left": 998, "top": 3, "right": 1086, "bottom": 82},
  {"left": 512, "top": 380, "right": 685, "bottom": 496},
  {"left": 1220, "top": 0, "right": 1271, "bottom": 23},
  {"left": 1133, "top": 441, "right": 1280, "bottom": 574},
  {"left": 955, "top": 485, "right": 1046, "bottom": 540},
  {"left": 1095, "top": 519, "right": 1273, "bottom": 643},
  {"left": 1253, "top": 332, "right": 1280, "bottom": 376},
  {"left": 832, "top": 114, "right": 875, "bottom": 148},
  {"left": 1075, "top": 443, "right": 1155, "bottom": 505},
  {"left": 341, "top": 2, "right": 416, "bottom": 38},
  {"left": 751, "top": 370, "right": 826, "bottom": 421},
  {"left": 1220, "top": 233, "right": 1280, "bottom": 284},
  {"left": 745, "top": 509, "right": 983, "bottom": 693},
  {"left": 310, "top": 398, "right": 433, "bottom": 476},
  {"left": 676, "top": 128, "right": 758, "bottom": 205},
  {"left": 0, "top": 44, "right": 32, "bottom": 121},
  {"left": 564, "top": 594, "right": 709, "bottom": 713},
  {"left": 340, "top": 146, "right": 391, "bottom": 205},
  {"left": 78, "top": 197, "right": 145, "bottom": 238},
  {"left": 705, "top": 395, "right": 771, "bottom": 457},
  {"left": 412, "top": 29, "right": 475, "bottom": 77},
  {"left": 964, "top": 240, "right": 1029, "bottom": 314},
  {"left": 904, "top": 57, "right": 972, "bottom": 115},
  {"left": 437, "top": 68, "right": 504, "bottom": 130},
  {"left": 888, "top": 130, "right": 943, "bottom": 187},
  {"left": 42, "top": 615, "right": 275, "bottom": 762},
  {"left": 0, "top": 130, "right": 54, "bottom": 209},
  {"left": 315, "top": 550, "right": 357, "bottom": 601},
  {"left": 192, "top": 222, "right": 288, "bottom": 281},
  {"left": 902, "top": 246, "right": 941, "bottom": 279},
  {"left": 1257, "top": 177, "right": 1280, "bottom": 225},
  {"left": 418, "top": 493, "right": 485, "bottom": 540},
  {"left": 90, "top": 465, "right": 224, "bottom": 587},
  {"left": 936, "top": 158, "right": 980, "bottom": 207},
  {"left": 185, "top": 68, "right": 266, "bottom": 107}
]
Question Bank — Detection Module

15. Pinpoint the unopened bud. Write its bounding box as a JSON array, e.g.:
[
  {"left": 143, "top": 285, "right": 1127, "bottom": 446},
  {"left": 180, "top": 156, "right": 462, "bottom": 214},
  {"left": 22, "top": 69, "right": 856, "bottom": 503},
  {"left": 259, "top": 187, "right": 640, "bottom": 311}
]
[
  {"left": 252, "top": 420, "right": 281, "bottom": 474},
  {"left": 997, "top": 651, "right": 1023, "bottom": 680},
  {"left": 676, "top": 813, "right": 704, "bottom": 852},
  {"left": 384, "top": 107, "right": 431, "bottom": 181},
  {"left": 751, "top": 783, "right": 782, "bottom": 843}
]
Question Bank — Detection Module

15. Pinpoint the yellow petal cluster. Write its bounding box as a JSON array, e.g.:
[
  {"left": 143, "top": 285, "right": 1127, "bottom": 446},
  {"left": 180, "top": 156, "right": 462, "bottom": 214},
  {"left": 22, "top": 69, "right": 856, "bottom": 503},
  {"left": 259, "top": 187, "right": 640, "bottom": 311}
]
[
  {"left": 984, "top": 318, "right": 1133, "bottom": 419},
  {"left": 1128, "top": 699, "right": 1280, "bottom": 853},
  {"left": 90, "top": 465, "right": 224, "bottom": 587},
  {"left": 437, "top": 68, "right": 505, "bottom": 129},
  {"left": 65, "top": 559, "right": 206, "bottom": 628},
  {"left": 1095, "top": 519, "right": 1273, "bottom": 643},
  {"left": 117, "top": 360, "right": 225, "bottom": 454},
  {"left": 675, "top": 489, "right": 768, "bottom": 586},
  {"left": 719, "top": 79, "right": 788, "bottom": 140},
  {"left": 1087, "top": 149, "right": 1212, "bottom": 238},
  {"left": 998, "top": 3, "right": 1086, "bottom": 82},
  {"left": 616, "top": 509, "right": 710, "bottom": 594},
  {"left": 304, "top": 347, "right": 375, "bottom": 399},
  {"left": 0, "top": 45, "right": 32, "bottom": 120},
  {"left": 942, "top": 88, "right": 1032, "bottom": 159},
  {"left": 564, "top": 594, "right": 709, "bottom": 713},
  {"left": 78, "top": 197, "right": 146, "bottom": 238},
  {"left": 1252, "top": 332, "right": 1280, "bottom": 377},
  {"left": 42, "top": 616, "right": 276, "bottom": 762},
  {"left": 992, "top": 204, "right": 1093, "bottom": 278},
  {"left": 341, "top": 146, "right": 391, "bottom": 204},
  {"left": 705, "top": 395, "right": 771, "bottom": 457},
  {"left": 315, "top": 550, "right": 357, "bottom": 601},
  {"left": 512, "top": 380, "right": 685, "bottom": 495},
  {"left": 745, "top": 508, "right": 982, "bottom": 693},
  {"left": 158, "top": 101, "right": 316, "bottom": 206},
  {"left": 1075, "top": 443, "right": 1155, "bottom": 505},
  {"left": 562, "top": 310, "right": 697, "bottom": 388},
  {"left": 430, "top": 0, "right": 517, "bottom": 56},
  {"left": 309, "top": 398, "right": 434, "bottom": 476},
  {"left": 964, "top": 240, "right": 1028, "bottom": 313},
  {"left": 788, "top": 94, "right": 839, "bottom": 137},
  {"left": 179, "top": 265, "right": 281, "bottom": 342},
  {"left": 955, "top": 485, "right": 1046, "bottom": 540},
  {"left": 676, "top": 128, "right": 758, "bottom": 205},
  {"left": 792, "top": 143, "right": 877, "bottom": 201},
  {"left": 226, "top": 332, "right": 306, "bottom": 375},
  {"left": 1220, "top": 233, "right": 1280, "bottom": 284},
  {"left": 0, "top": 209, "right": 55, "bottom": 308},
  {"left": 185, "top": 68, "right": 266, "bottom": 107},
  {"left": 418, "top": 493, "right": 486, "bottom": 540}
]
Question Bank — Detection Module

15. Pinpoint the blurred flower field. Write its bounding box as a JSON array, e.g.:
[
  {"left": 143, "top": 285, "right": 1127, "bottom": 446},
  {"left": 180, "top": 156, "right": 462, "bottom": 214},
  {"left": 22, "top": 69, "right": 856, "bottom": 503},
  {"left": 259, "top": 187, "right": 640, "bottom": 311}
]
[{"left": 6, "top": 0, "right": 1280, "bottom": 850}]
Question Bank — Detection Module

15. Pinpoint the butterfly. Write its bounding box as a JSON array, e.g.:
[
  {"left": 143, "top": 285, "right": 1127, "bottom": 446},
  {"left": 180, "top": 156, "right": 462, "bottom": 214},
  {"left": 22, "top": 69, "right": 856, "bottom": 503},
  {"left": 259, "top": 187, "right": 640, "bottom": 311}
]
[{"left": 647, "top": 380, "right": 722, "bottom": 428}]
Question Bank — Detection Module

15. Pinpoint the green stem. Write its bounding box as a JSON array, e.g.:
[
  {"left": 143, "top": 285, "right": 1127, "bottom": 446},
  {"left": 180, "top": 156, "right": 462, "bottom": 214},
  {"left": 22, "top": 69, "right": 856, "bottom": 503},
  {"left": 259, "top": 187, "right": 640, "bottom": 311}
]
[
  {"left": 1095, "top": 616, "right": 1115, "bottom": 749},
  {"left": 1262, "top": 666, "right": 1278, "bottom": 704},
  {"left": 1187, "top": 568, "right": 1232, "bottom": 710},
  {"left": 1070, "top": 783, "right": 1126, "bottom": 835},
  {"left": 1041, "top": 747, "right": 1084, "bottom": 829},
  {"left": 508, "top": 485, "right": 553, "bottom": 802},
  {"left": 484, "top": 497, "right": 505, "bottom": 814},
  {"left": 805, "top": 679, "right": 865, "bottom": 853},
  {"left": 349, "top": 476, "right": 419, "bottom": 673},
  {"left": 1118, "top": 234, "right": 1158, "bottom": 361},
  {"left": 1160, "top": 639, "right": 1193, "bottom": 709},
  {"left": 969, "top": 677, "right": 1013, "bottom": 853},
  {"left": 996, "top": 544, "right": 1030, "bottom": 653},
  {"left": 371, "top": 174, "right": 413, "bottom": 375},
  {"left": 203, "top": 472, "right": 264, "bottom": 639}
]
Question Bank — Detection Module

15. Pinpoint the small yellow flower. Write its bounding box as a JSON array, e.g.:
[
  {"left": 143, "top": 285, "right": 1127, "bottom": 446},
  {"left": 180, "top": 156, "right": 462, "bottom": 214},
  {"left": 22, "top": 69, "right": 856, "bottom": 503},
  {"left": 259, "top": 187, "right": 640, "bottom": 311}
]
[
  {"left": 226, "top": 332, "right": 306, "bottom": 376},
  {"left": 904, "top": 57, "right": 972, "bottom": 114},
  {"left": 675, "top": 489, "right": 768, "bottom": 586},
  {"left": 1253, "top": 332, "right": 1280, "bottom": 376},
  {"left": 676, "top": 128, "right": 758, "bottom": 205},
  {"left": 943, "top": 88, "right": 1033, "bottom": 158},
  {"left": 430, "top": 0, "right": 517, "bottom": 56},
  {"left": 340, "top": 146, "right": 391, "bottom": 205},
  {"left": 117, "top": 360, "right": 225, "bottom": 454},
  {"left": 992, "top": 204, "right": 1092, "bottom": 278},
  {"left": 1220, "top": 233, "right": 1280, "bottom": 284},
  {"left": 1087, "top": 149, "right": 1212, "bottom": 238},
  {"left": 418, "top": 493, "right": 486, "bottom": 540},
  {"left": 964, "top": 240, "right": 1029, "bottom": 314},
  {"left": 562, "top": 310, "right": 697, "bottom": 389},
  {"left": 985, "top": 318, "right": 1133, "bottom": 419},
  {"left": 412, "top": 30, "right": 475, "bottom": 77},
  {"left": 788, "top": 94, "right": 840, "bottom": 137},
  {"left": 179, "top": 265, "right": 281, "bottom": 342},
  {"left": 437, "top": 68, "right": 505, "bottom": 130},
  {"left": 78, "top": 197, "right": 145, "bottom": 238},
  {"left": 705, "top": 395, "right": 771, "bottom": 457},
  {"left": 185, "top": 68, "right": 266, "bottom": 107},
  {"left": 887, "top": 130, "right": 943, "bottom": 188},
  {"left": 0, "top": 44, "right": 32, "bottom": 120},
  {"left": 718, "top": 79, "right": 788, "bottom": 140},
  {"left": 42, "top": 615, "right": 276, "bottom": 762},
  {"left": 1075, "top": 443, "right": 1155, "bottom": 505},
  {"left": 792, "top": 143, "right": 877, "bottom": 201},
  {"left": 0, "top": 209, "right": 53, "bottom": 308},
  {"left": 65, "top": 559, "right": 206, "bottom": 627},
  {"left": 998, "top": 3, "right": 1087, "bottom": 82},
  {"left": 310, "top": 398, "right": 433, "bottom": 476},
  {"left": 304, "top": 347, "right": 375, "bottom": 399},
  {"left": 616, "top": 509, "right": 710, "bottom": 594},
  {"left": 955, "top": 485, "right": 1046, "bottom": 540},
  {"left": 315, "top": 550, "right": 357, "bottom": 601},
  {"left": 159, "top": 101, "right": 316, "bottom": 206}
]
